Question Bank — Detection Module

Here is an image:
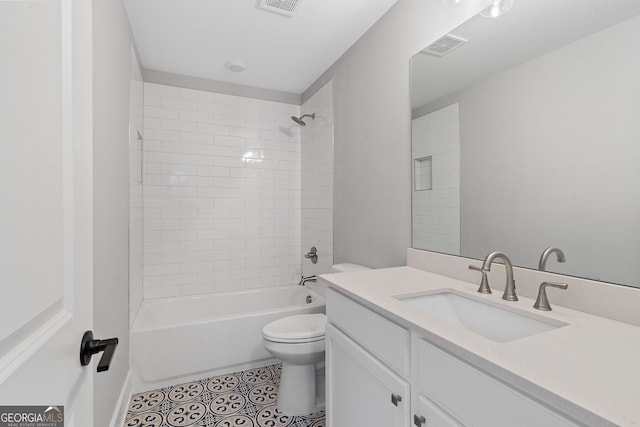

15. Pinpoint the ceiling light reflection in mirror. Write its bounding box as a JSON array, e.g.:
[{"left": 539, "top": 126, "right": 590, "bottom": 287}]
[{"left": 479, "top": 0, "right": 513, "bottom": 19}]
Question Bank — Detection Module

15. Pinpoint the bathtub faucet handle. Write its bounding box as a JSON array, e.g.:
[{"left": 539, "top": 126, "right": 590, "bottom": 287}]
[
  {"left": 304, "top": 247, "right": 318, "bottom": 264},
  {"left": 299, "top": 275, "right": 317, "bottom": 286}
]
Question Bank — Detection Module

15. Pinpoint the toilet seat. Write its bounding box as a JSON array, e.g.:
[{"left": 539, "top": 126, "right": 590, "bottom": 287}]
[{"left": 263, "top": 313, "right": 326, "bottom": 343}]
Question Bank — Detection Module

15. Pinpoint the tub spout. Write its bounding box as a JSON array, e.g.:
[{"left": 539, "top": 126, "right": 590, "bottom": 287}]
[{"left": 298, "top": 275, "right": 317, "bottom": 286}]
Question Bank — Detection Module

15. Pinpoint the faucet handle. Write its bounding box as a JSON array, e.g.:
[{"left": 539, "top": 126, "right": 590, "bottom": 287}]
[
  {"left": 304, "top": 246, "right": 318, "bottom": 264},
  {"left": 533, "top": 282, "right": 568, "bottom": 311},
  {"left": 468, "top": 265, "right": 492, "bottom": 294}
]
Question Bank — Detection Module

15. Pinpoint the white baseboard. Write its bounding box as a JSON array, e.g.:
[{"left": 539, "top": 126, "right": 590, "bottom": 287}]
[{"left": 109, "top": 370, "right": 132, "bottom": 427}]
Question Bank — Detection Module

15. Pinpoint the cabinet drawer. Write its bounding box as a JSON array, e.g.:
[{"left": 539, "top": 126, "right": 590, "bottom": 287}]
[
  {"left": 417, "top": 340, "right": 579, "bottom": 427},
  {"left": 326, "top": 288, "right": 410, "bottom": 376}
]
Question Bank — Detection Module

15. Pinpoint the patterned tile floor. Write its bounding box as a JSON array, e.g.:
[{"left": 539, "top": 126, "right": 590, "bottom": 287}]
[{"left": 125, "top": 363, "right": 325, "bottom": 427}]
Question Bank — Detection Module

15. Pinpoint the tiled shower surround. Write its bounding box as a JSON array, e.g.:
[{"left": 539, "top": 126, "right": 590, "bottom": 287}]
[
  {"left": 143, "top": 83, "right": 302, "bottom": 298},
  {"left": 129, "top": 45, "right": 144, "bottom": 322},
  {"left": 301, "top": 82, "right": 334, "bottom": 277}
]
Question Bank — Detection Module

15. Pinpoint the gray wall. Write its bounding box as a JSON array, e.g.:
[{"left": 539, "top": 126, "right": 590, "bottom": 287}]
[
  {"left": 304, "top": 0, "right": 494, "bottom": 268},
  {"left": 92, "top": 0, "right": 132, "bottom": 424},
  {"left": 459, "top": 14, "right": 640, "bottom": 286}
]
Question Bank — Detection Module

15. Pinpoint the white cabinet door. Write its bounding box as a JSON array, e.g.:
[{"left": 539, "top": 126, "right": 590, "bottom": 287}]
[
  {"left": 414, "top": 395, "right": 463, "bottom": 427},
  {"left": 0, "top": 1, "right": 94, "bottom": 425},
  {"left": 326, "top": 324, "right": 409, "bottom": 427}
]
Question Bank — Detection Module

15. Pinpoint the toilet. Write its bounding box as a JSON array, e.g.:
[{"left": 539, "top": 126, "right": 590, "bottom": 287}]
[{"left": 262, "top": 263, "right": 370, "bottom": 415}]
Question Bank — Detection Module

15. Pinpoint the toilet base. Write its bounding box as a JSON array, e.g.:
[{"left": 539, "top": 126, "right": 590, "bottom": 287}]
[{"left": 276, "top": 362, "right": 322, "bottom": 415}]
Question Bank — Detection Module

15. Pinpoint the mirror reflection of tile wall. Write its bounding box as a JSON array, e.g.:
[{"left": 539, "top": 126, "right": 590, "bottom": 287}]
[{"left": 412, "top": 103, "right": 460, "bottom": 256}]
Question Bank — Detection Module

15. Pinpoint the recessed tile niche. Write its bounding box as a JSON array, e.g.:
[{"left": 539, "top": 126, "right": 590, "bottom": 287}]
[{"left": 414, "top": 156, "right": 432, "bottom": 191}]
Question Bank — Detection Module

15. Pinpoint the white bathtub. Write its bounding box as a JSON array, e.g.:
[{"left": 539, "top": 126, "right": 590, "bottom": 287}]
[{"left": 130, "top": 285, "right": 325, "bottom": 392}]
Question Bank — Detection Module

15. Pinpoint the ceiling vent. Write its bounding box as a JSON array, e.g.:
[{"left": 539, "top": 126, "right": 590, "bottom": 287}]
[
  {"left": 257, "top": 0, "right": 300, "bottom": 17},
  {"left": 421, "top": 33, "right": 467, "bottom": 57}
]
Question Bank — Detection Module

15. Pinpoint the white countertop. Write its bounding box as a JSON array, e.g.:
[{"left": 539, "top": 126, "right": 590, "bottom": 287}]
[{"left": 320, "top": 266, "right": 640, "bottom": 427}]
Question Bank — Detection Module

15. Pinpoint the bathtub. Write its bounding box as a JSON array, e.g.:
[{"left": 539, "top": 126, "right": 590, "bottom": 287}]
[{"left": 130, "top": 285, "right": 325, "bottom": 391}]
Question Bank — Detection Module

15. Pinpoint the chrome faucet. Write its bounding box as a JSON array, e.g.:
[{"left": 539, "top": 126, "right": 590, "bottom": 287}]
[
  {"left": 481, "top": 251, "right": 518, "bottom": 301},
  {"left": 538, "top": 247, "right": 566, "bottom": 271},
  {"left": 298, "top": 275, "right": 317, "bottom": 286}
]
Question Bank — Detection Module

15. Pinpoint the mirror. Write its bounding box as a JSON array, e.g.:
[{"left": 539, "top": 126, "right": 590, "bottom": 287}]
[{"left": 411, "top": 0, "right": 640, "bottom": 287}]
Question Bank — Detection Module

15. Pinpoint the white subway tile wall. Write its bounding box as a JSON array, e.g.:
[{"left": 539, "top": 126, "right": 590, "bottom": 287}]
[
  {"left": 129, "top": 45, "right": 144, "bottom": 324},
  {"left": 301, "top": 82, "right": 334, "bottom": 276},
  {"left": 411, "top": 103, "right": 460, "bottom": 255},
  {"left": 143, "top": 83, "right": 302, "bottom": 298}
]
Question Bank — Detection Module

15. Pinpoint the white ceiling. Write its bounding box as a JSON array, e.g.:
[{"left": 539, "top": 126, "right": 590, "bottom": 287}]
[
  {"left": 411, "top": 0, "right": 640, "bottom": 111},
  {"left": 124, "top": 0, "right": 399, "bottom": 95}
]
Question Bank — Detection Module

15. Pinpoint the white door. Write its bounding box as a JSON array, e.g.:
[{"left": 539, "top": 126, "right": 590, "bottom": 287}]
[{"left": 0, "top": 0, "right": 94, "bottom": 425}]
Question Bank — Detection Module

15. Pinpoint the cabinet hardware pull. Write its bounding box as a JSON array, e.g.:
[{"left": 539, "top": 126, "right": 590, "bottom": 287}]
[
  {"left": 390, "top": 393, "right": 402, "bottom": 406},
  {"left": 414, "top": 414, "right": 426, "bottom": 426}
]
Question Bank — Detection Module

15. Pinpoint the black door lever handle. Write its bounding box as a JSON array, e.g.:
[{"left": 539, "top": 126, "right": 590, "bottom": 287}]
[{"left": 80, "top": 330, "right": 119, "bottom": 372}]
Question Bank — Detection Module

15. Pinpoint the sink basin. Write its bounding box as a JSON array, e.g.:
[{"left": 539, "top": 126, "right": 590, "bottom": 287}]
[{"left": 395, "top": 290, "right": 567, "bottom": 343}]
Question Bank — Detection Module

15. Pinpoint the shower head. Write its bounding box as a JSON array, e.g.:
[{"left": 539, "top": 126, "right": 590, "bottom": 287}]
[
  {"left": 291, "top": 116, "right": 306, "bottom": 126},
  {"left": 291, "top": 113, "right": 315, "bottom": 126}
]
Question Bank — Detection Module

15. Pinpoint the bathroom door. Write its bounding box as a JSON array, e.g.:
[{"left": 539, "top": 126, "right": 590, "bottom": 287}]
[{"left": 0, "top": 0, "right": 94, "bottom": 424}]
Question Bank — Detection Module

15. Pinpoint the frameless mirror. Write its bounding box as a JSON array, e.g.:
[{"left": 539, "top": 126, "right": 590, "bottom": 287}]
[{"left": 410, "top": 0, "right": 640, "bottom": 287}]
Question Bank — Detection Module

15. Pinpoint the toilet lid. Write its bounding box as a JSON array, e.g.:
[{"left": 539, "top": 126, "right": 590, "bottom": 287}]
[{"left": 263, "top": 313, "right": 326, "bottom": 343}]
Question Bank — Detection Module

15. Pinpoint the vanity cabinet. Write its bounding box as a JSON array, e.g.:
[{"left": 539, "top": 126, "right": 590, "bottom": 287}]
[{"left": 326, "top": 288, "right": 583, "bottom": 427}]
